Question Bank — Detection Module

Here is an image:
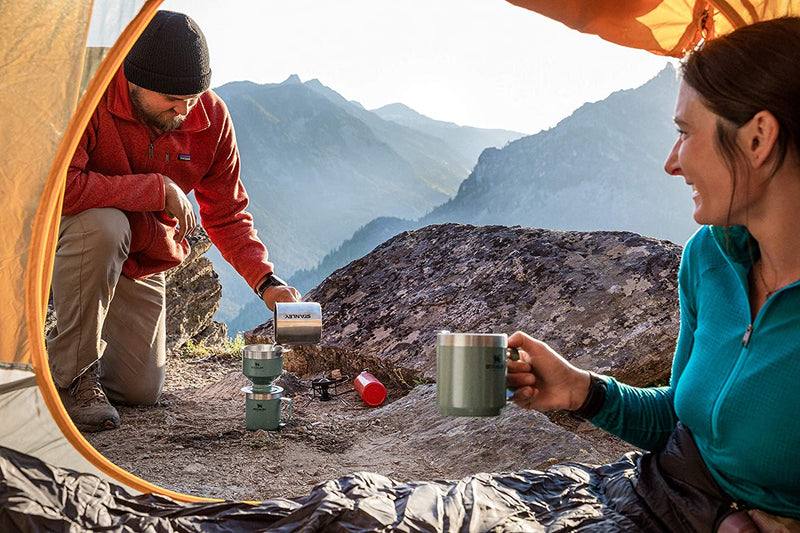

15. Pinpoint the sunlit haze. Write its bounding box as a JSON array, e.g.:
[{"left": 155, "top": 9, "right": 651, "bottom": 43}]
[{"left": 156, "top": 0, "right": 676, "bottom": 134}]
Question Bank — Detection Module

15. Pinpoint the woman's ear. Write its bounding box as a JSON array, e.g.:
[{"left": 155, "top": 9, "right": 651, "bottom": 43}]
[{"left": 740, "top": 110, "right": 780, "bottom": 169}]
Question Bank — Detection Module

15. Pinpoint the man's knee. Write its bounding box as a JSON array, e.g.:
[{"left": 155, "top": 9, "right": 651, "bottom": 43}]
[
  {"left": 105, "top": 371, "right": 164, "bottom": 406},
  {"left": 119, "top": 386, "right": 162, "bottom": 407}
]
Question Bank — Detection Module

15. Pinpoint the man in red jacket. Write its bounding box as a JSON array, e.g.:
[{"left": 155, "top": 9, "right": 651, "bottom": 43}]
[{"left": 47, "top": 11, "right": 300, "bottom": 432}]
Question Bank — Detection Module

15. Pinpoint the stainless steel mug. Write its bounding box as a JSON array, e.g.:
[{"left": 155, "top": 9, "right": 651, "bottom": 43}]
[
  {"left": 436, "top": 331, "right": 514, "bottom": 417},
  {"left": 274, "top": 302, "right": 322, "bottom": 345}
]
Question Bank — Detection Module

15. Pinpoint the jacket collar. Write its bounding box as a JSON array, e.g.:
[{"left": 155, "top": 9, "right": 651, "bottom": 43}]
[
  {"left": 710, "top": 225, "right": 758, "bottom": 267},
  {"left": 106, "top": 67, "right": 211, "bottom": 134}
]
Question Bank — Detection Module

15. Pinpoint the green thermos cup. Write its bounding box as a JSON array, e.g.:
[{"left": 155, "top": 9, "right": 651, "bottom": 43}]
[{"left": 436, "top": 331, "right": 513, "bottom": 417}]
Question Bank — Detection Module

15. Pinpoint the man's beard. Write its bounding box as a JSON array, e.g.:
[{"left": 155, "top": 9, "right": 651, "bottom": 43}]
[{"left": 129, "top": 86, "right": 186, "bottom": 133}]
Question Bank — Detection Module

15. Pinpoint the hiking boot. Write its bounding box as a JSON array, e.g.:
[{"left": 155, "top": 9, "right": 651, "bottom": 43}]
[{"left": 58, "top": 364, "right": 120, "bottom": 432}]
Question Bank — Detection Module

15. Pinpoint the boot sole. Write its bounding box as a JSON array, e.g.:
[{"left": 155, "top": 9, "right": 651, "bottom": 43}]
[{"left": 76, "top": 418, "right": 121, "bottom": 433}]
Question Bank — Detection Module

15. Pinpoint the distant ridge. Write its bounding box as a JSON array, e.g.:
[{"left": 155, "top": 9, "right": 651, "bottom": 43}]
[
  {"left": 372, "top": 102, "right": 525, "bottom": 163},
  {"left": 422, "top": 64, "right": 695, "bottom": 240},
  {"left": 209, "top": 75, "right": 524, "bottom": 332},
  {"left": 286, "top": 65, "right": 699, "bottom": 298}
]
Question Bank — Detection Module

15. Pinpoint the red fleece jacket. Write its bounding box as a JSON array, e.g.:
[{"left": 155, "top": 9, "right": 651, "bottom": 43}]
[{"left": 65, "top": 67, "right": 272, "bottom": 289}]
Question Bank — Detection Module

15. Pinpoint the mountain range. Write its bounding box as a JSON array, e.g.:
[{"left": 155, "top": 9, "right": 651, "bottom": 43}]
[
  {"left": 206, "top": 75, "right": 523, "bottom": 328},
  {"left": 287, "top": 65, "right": 698, "bottom": 309},
  {"left": 213, "top": 65, "right": 700, "bottom": 334}
]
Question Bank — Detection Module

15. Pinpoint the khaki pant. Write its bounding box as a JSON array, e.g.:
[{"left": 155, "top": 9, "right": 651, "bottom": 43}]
[{"left": 47, "top": 208, "right": 166, "bottom": 405}]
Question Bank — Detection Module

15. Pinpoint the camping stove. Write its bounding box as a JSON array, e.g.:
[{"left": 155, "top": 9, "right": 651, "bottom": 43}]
[{"left": 311, "top": 374, "right": 349, "bottom": 401}]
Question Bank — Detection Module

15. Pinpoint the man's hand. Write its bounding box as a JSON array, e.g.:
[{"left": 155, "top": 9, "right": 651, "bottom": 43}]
[
  {"left": 261, "top": 285, "right": 302, "bottom": 312},
  {"left": 163, "top": 176, "right": 196, "bottom": 242}
]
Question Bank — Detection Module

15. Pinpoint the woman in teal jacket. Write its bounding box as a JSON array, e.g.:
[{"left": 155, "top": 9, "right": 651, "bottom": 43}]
[{"left": 508, "top": 17, "right": 800, "bottom": 531}]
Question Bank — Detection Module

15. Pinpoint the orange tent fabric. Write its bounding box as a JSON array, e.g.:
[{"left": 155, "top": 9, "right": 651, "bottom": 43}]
[
  {"left": 3, "top": 0, "right": 799, "bottom": 506},
  {"left": 506, "top": 0, "right": 800, "bottom": 57},
  {"left": 0, "top": 0, "right": 209, "bottom": 502}
]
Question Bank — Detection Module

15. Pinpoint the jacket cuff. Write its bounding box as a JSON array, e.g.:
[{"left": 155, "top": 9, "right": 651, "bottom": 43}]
[{"left": 569, "top": 372, "right": 609, "bottom": 420}]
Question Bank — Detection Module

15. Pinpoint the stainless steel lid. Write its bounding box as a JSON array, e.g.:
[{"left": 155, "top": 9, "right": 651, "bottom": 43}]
[
  {"left": 436, "top": 331, "right": 508, "bottom": 348},
  {"left": 242, "top": 385, "right": 283, "bottom": 400},
  {"left": 242, "top": 344, "right": 286, "bottom": 359}
]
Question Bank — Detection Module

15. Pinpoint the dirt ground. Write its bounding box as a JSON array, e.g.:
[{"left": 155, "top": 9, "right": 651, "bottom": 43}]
[
  {"left": 85, "top": 351, "right": 437, "bottom": 501},
  {"left": 84, "top": 349, "right": 631, "bottom": 502}
]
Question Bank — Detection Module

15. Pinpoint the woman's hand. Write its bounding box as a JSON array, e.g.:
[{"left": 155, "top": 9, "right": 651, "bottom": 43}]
[
  {"left": 506, "top": 331, "right": 592, "bottom": 412},
  {"left": 717, "top": 511, "right": 760, "bottom": 533},
  {"left": 718, "top": 508, "right": 800, "bottom": 532}
]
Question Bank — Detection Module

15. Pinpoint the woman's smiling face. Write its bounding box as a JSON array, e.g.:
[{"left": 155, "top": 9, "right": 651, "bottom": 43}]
[{"left": 664, "top": 81, "right": 751, "bottom": 227}]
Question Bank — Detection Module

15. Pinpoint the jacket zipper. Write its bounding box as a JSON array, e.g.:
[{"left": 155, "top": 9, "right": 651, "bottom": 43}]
[
  {"left": 709, "top": 284, "right": 794, "bottom": 442},
  {"left": 711, "top": 325, "right": 754, "bottom": 439},
  {"left": 741, "top": 324, "right": 752, "bottom": 346},
  {"left": 709, "top": 249, "right": 755, "bottom": 443},
  {"left": 148, "top": 142, "right": 154, "bottom": 159},
  {"left": 710, "top": 327, "right": 750, "bottom": 442}
]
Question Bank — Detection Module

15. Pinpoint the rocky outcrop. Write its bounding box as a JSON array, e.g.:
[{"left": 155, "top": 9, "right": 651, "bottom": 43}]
[
  {"left": 164, "top": 227, "right": 227, "bottom": 353},
  {"left": 249, "top": 223, "right": 682, "bottom": 391},
  {"left": 245, "top": 223, "right": 683, "bottom": 465},
  {"left": 355, "top": 382, "right": 609, "bottom": 474}
]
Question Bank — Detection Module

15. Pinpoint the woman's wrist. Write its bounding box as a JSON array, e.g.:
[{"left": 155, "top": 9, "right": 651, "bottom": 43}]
[
  {"left": 569, "top": 372, "right": 607, "bottom": 420},
  {"left": 567, "top": 370, "right": 592, "bottom": 411}
]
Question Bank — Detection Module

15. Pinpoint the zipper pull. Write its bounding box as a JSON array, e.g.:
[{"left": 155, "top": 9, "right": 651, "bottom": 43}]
[
  {"left": 166, "top": 151, "right": 170, "bottom": 163},
  {"left": 148, "top": 142, "right": 154, "bottom": 159},
  {"left": 742, "top": 324, "right": 753, "bottom": 346}
]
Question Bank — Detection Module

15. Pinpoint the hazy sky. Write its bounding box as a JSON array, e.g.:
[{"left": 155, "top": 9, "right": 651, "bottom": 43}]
[{"left": 152, "top": 0, "right": 676, "bottom": 134}]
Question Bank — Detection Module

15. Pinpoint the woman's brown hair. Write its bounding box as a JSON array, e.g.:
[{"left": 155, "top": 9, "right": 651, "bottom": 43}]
[{"left": 682, "top": 17, "right": 800, "bottom": 185}]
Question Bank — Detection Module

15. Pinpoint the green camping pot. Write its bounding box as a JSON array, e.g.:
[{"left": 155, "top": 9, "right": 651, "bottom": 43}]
[
  {"left": 242, "top": 385, "right": 293, "bottom": 431},
  {"left": 436, "top": 331, "right": 513, "bottom": 417},
  {"left": 242, "top": 344, "right": 285, "bottom": 392}
]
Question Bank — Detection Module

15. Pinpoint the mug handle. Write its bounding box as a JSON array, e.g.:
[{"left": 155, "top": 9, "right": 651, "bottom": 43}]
[{"left": 279, "top": 397, "right": 293, "bottom": 427}]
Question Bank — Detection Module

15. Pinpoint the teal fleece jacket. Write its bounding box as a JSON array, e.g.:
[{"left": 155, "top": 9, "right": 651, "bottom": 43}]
[{"left": 591, "top": 225, "right": 800, "bottom": 517}]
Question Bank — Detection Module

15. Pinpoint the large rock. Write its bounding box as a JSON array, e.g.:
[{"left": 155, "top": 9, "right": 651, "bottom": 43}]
[
  {"left": 164, "top": 226, "right": 227, "bottom": 353},
  {"left": 250, "top": 223, "right": 682, "bottom": 392},
  {"left": 358, "top": 383, "right": 607, "bottom": 474}
]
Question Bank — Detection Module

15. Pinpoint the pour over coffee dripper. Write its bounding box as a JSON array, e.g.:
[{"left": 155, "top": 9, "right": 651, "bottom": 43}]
[
  {"left": 242, "top": 343, "right": 293, "bottom": 431},
  {"left": 242, "top": 343, "right": 285, "bottom": 392},
  {"left": 242, "top": 303, "right": 321, "bottom": 392},
  {"left": 241, "top": 302, "right": 323, "bottom": 431}
]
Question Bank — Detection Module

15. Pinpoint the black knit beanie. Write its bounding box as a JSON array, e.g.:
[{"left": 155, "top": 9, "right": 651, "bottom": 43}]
[{"left": 124, "top": 10, "right": 211, "bottom": 95}]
